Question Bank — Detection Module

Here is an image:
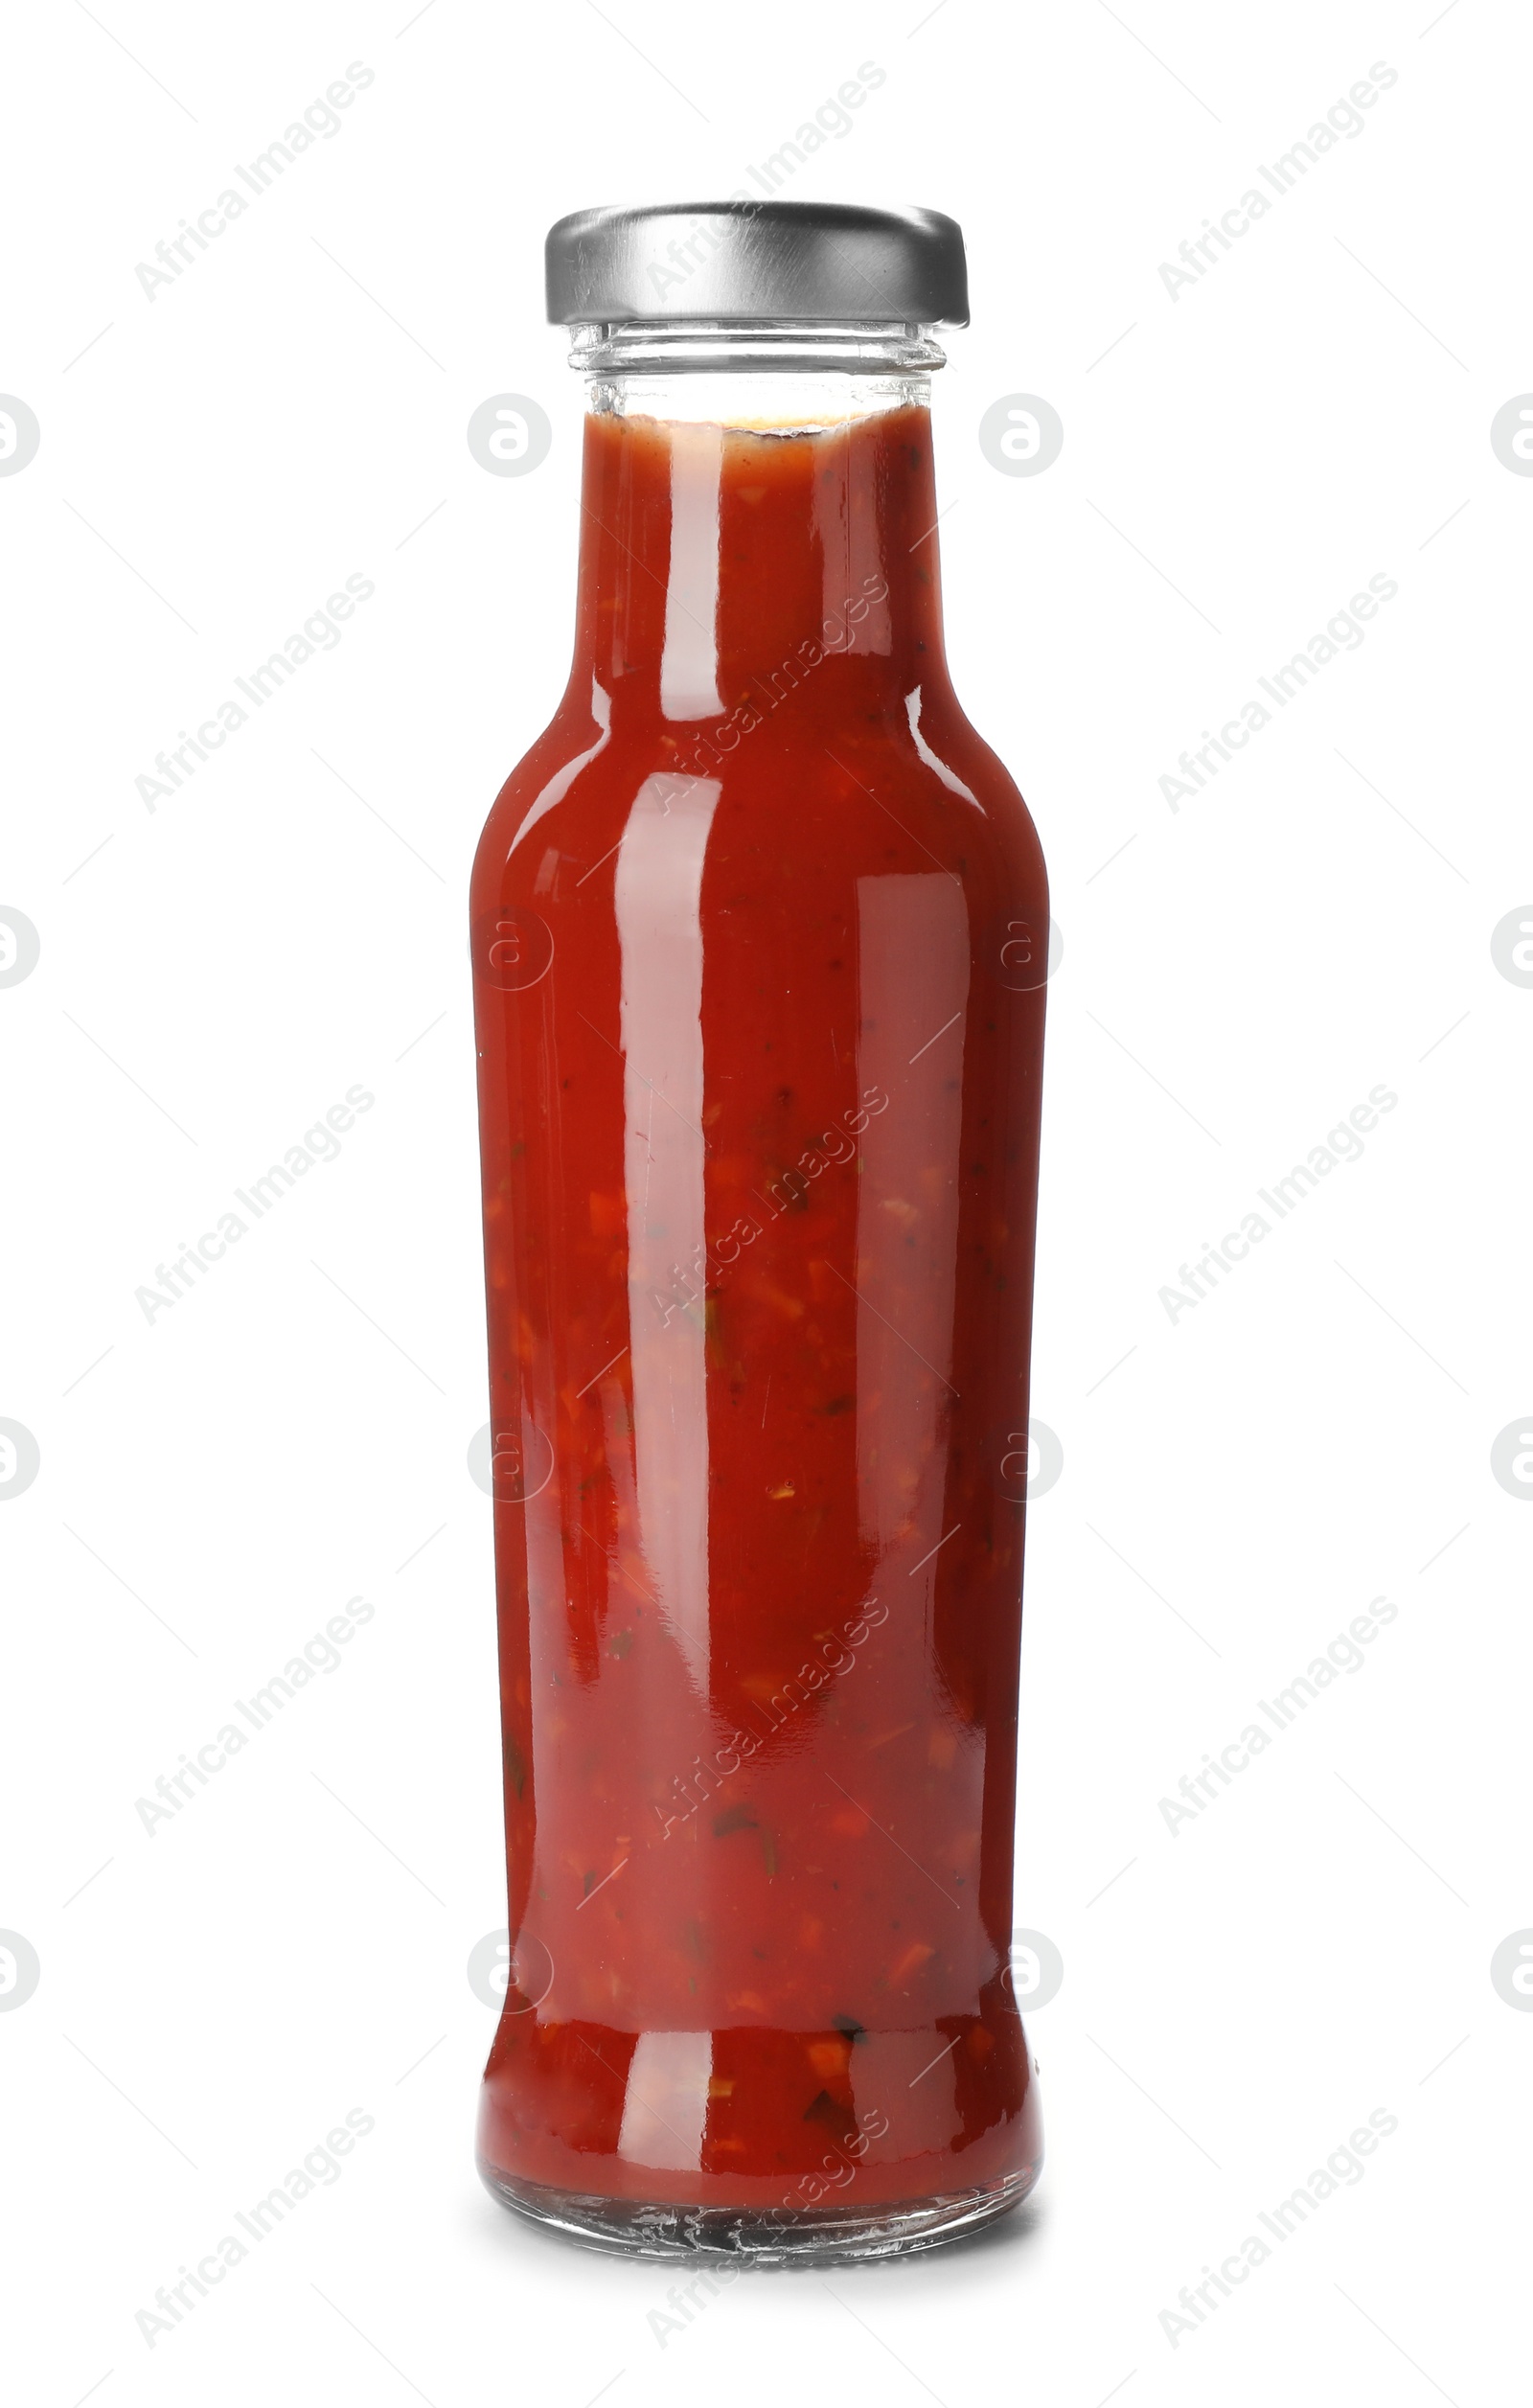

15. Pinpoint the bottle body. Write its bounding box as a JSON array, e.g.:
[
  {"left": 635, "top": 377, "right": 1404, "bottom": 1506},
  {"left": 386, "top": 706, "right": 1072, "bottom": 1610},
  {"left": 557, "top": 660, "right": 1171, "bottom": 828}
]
[{"left": 471, "top": 358, "right": 1047, "bottom": 2257}]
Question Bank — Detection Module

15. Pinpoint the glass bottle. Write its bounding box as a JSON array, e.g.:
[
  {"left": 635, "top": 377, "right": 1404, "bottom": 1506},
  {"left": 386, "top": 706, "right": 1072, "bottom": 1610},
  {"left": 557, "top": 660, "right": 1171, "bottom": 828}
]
[{"left": 471, "top": 205, "right": 1048, "bottom": 2260}]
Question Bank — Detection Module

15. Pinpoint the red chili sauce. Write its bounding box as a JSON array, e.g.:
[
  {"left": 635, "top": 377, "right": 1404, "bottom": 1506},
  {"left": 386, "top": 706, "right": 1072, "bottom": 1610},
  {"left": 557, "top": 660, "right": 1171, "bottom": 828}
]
[{"left": 471, "top": 397, "right": 1047, "bottom": 2218}]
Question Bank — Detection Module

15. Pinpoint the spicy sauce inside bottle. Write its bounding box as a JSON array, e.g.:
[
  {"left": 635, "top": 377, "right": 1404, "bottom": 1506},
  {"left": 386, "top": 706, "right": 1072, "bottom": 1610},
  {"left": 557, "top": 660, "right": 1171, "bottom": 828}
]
[{"left": 472, "top": 391, "right": 1047, "bottom": 2234}]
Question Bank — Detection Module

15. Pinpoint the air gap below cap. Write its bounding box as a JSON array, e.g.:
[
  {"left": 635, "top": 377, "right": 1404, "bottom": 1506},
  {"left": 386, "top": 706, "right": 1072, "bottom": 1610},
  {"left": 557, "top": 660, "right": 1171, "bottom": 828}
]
[{"left": 545, "top": 201, "right": 969, "bottom": 327}]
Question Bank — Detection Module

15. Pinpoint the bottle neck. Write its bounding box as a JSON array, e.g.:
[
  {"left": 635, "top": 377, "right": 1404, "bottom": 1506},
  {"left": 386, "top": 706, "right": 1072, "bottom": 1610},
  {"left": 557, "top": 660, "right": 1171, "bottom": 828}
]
[{"left": 564, "top": 326, "right": 953, "bottom": 751}]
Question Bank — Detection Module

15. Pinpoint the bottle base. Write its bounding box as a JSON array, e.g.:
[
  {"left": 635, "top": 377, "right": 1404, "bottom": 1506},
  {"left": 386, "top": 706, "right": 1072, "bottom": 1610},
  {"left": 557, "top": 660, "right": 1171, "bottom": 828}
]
[{"left": 478, "top": 2159, "right": 1041, "bottom": 2264}]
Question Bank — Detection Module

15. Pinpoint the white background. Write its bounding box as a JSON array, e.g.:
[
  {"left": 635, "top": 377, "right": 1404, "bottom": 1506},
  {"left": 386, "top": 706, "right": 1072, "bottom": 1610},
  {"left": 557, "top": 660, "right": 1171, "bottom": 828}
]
[{"left": 3, "top": 1, "right": 1528, "bottom": 2401}]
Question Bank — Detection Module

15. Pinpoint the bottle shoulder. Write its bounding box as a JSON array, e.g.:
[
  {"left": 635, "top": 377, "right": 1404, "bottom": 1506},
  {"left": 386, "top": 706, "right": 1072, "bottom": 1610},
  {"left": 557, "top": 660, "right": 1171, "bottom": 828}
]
[{"left": 478, "top": 688, "right": 1042, "bottom": 896}]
